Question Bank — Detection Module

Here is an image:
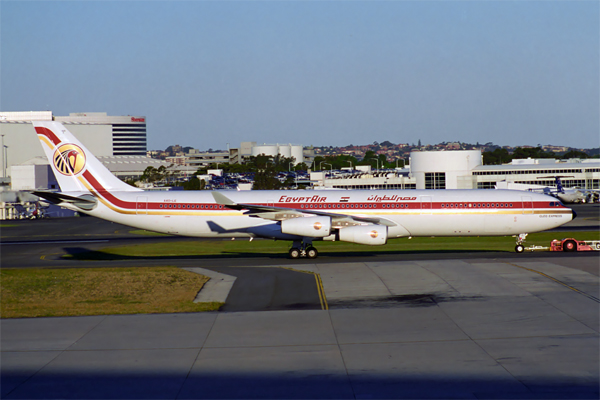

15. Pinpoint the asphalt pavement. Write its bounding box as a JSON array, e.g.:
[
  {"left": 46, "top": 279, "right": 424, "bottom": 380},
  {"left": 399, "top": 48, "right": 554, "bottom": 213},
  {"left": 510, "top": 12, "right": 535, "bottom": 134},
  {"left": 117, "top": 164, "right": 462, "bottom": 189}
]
[{"left": 2, "top": 256, "right": 598, "bottom": 399}]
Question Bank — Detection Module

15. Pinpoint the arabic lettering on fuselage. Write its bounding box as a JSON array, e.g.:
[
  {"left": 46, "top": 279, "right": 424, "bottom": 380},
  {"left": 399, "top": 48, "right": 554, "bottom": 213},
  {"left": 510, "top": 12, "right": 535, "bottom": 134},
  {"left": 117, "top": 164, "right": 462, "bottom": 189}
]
[{"left": 367, "top": 195, "right": 417, "bottom": 202}]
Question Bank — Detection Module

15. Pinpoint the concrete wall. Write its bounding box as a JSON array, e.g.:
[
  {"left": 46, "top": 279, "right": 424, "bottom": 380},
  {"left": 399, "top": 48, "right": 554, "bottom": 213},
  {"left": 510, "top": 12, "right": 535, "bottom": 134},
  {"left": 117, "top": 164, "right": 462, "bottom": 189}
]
[
  {"left": 65, "top": 124, "right": 113, "bottom": 157},
  {"left": 10, "top": 164, "right": 58, "bottom": 191}
]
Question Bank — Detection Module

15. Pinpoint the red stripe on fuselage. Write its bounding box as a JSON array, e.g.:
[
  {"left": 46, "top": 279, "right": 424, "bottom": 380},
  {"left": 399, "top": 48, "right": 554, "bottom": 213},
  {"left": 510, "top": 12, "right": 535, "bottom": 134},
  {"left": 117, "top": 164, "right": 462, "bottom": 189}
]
[
  {"left": 35, "top": 127, "right": 61, "bottom": 146},
  {"left": 82, "top": 170, "right": 136, "bottom": 209}
]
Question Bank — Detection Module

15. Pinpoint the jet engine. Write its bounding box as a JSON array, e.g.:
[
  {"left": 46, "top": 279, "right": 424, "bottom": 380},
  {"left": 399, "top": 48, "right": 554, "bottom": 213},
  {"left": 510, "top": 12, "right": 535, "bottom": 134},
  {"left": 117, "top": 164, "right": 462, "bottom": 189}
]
[
  {"left": 281, "top": 216, "right": 332, "bottom": 238},
  {"left": 338, "top": 225, "right": 388, "bottom": 245}
]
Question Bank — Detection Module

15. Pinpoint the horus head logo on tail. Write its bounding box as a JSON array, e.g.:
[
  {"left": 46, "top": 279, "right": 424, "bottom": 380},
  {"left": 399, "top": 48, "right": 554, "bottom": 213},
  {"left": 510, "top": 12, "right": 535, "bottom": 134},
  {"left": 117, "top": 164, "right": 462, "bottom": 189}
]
[{"left": 53, "top": 144, "right": 86, "bottom": 176}]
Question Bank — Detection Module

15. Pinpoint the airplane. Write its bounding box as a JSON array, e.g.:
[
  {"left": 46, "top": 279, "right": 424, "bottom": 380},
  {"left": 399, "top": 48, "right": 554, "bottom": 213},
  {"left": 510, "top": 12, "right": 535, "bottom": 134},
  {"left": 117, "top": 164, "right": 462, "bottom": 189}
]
[
  {"left": 497, "top": 177, "right": 599, "bottom": 204},
  {"left": 31, "top": 121, "right": 576, "bottom": 257},
  {"left": 546, "top": 177, "right": 599, "bottom": 204}
]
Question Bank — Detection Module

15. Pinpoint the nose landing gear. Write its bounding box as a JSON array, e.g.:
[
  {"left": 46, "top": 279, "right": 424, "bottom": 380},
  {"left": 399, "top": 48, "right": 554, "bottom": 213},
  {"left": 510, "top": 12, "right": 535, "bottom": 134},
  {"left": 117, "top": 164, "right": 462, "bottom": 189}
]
[{"left": 515, "top": 233, "right": 528, "bottom": 253}]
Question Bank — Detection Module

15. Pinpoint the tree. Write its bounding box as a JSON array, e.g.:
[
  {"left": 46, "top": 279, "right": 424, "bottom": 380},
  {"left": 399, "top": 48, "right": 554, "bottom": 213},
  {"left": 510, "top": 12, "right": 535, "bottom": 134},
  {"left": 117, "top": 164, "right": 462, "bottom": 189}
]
[
  {"left": 482, "top": 148, "right": 511, "bottom": 165},
  {"left": 250, "top": 154, "right": 282, "bottom": 190},
  {"left": 517, "top": 147, "right": 556, "bottom": 159},
  {"left": 141, "top": 165, "right": 175, "bottom": 184},
  {"left": 562, "top": 150, "right": 588, "bottom": 159},
  {"left": 180, "top": 176, "right": 205, "bottom": 190}
]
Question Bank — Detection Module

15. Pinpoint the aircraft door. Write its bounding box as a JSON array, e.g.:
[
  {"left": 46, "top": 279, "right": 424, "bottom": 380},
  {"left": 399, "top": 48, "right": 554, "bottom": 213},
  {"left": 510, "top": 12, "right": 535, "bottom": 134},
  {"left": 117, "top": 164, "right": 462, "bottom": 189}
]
[
  {"left": 136, "top": 196, "right": 148, "bottom": 215},
  {"left": 420, "top": 196, "right": 432, "bottom": 214},
  {"left": 521, "top": 196, "right": 533, "bottom": 214}
]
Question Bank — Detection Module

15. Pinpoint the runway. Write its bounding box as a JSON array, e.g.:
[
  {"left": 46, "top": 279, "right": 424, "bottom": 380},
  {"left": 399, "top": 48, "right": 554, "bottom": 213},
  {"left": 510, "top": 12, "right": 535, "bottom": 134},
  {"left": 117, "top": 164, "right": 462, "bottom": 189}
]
[{"left": 1, "top": 206, "right": 599, "bottom": 398}]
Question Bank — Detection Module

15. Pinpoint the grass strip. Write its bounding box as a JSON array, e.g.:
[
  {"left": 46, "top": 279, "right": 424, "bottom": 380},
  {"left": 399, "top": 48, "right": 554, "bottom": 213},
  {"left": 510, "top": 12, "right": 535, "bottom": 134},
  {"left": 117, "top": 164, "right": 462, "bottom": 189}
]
[
  {"left": 64, "top": 231, "right": 599, "bottom": 260},
  {"left": 1, "top": 267, "right": 222, "bottom": 318},
  {"left": 129, "top": 229, "right": 171, "bottom": 236}
]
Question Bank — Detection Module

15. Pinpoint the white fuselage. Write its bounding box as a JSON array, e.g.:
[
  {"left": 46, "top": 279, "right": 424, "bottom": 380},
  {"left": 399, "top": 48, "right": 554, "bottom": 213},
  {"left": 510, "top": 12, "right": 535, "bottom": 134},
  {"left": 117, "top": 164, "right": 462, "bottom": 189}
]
[{"left": 61, "top": 189, "right": 573, "bottom": 240}]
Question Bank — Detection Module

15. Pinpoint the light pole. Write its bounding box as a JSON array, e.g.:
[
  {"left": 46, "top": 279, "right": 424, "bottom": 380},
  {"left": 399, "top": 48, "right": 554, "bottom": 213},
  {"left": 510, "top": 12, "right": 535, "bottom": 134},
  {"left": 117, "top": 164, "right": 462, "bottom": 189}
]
[
  {"left": 347, "top": 160, "right": 352, "bottom": 171},
  {"left": 1, "top": 135, "right": 5, "bottom": 178},
  {"left": 319, "top": 161, "right": 326, "bottom": 171},
  {"left": 3, "top": 144, "right": 7, "bottom": 179},
  {"left": 289, "top": 162, "right": 297, "bottom": 188},
  {"left": 323, "top": 163, "right": 332, "bottom": 177}
]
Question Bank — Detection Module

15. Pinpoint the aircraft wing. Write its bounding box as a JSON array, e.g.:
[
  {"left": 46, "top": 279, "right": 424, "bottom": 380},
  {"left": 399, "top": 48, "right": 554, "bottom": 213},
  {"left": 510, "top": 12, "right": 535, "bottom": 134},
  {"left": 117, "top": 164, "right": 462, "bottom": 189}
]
[{"left": 212, "top": 191, "right": 397, "bottom": 227}]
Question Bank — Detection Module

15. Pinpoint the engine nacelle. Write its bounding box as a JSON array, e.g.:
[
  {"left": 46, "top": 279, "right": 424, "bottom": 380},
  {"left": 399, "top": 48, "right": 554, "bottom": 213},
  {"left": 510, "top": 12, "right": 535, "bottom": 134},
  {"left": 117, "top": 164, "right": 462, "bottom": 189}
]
[
  {"left": 338, "top": 225, "right": 388, "bottom": 245},
  {"left": 281, "top": 216, "right": 331, "bottom": 238}
]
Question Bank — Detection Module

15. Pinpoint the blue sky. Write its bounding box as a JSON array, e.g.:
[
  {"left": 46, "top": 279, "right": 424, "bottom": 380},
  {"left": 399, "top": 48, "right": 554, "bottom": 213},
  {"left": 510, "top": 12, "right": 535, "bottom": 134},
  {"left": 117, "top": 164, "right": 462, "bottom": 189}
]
[{"left": 2, "top": 1, "right": 598, "bottom": 151}]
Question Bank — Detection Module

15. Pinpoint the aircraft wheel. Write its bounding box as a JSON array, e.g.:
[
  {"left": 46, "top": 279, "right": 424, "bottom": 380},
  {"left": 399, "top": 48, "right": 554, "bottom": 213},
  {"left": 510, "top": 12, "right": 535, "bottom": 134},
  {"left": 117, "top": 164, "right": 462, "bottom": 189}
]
[
  {"left": 563, "top": 240, "right": 577, "bottom": 252},
  {"left": 289, "top": 248, "right": 301, "bottom": 259},
  {"left": 515, "top": 244, "right": 524, "bottom": 253},
  {"left": 306, "top": 246, "right": 318, "bottom": 259}
]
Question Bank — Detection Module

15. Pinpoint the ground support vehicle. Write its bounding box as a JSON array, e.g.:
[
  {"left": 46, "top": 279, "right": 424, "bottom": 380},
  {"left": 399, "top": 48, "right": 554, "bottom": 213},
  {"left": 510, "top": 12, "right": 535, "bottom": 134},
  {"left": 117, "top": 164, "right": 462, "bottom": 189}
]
[{"left": 550, "top": 238, "right": 600, "bottom": 252}]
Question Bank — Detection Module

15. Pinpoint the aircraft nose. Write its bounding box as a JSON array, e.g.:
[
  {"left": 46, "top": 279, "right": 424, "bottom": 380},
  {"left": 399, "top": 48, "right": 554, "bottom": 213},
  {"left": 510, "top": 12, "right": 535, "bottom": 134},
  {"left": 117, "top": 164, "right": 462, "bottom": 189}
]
[{"left": 572, "top": 209, "right": 577, "bottom": 220}]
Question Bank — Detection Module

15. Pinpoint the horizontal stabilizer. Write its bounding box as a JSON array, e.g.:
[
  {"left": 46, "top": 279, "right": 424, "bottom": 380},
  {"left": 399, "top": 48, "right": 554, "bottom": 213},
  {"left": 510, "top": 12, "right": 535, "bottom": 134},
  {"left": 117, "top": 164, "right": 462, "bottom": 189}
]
[{"left": 31, "top": 191, "right": 97, "bottom": 210}]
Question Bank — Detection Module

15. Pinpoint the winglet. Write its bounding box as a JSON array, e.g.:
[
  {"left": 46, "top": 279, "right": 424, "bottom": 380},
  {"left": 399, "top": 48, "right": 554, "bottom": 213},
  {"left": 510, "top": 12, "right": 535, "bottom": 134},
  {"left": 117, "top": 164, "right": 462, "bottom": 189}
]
[{"left": 211, "top": 191, "right": 237, "bottom": 206}]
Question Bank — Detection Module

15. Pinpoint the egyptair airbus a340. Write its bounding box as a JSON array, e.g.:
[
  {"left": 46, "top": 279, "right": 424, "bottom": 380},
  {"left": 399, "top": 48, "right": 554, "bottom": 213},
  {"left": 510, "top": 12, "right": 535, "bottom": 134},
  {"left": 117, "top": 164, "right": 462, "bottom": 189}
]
[{"left": 31, "top": 121, "right": 576, "bottom": 257}]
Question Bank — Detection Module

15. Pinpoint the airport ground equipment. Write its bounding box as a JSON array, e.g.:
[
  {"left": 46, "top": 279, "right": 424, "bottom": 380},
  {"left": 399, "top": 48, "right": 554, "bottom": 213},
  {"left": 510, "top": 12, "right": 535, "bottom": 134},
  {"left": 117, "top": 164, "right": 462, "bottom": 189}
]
[
  {"left": 523, "top": 237, "right": 600, "bottom": 252},
  {"left": 550, "top": 238, "right": 600, "bottom": 252}
]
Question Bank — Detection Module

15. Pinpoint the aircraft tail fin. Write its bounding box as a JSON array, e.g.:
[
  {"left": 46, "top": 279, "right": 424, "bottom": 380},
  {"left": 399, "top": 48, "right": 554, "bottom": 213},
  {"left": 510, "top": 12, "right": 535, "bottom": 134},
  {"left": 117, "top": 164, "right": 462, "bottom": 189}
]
[
  {"left": 33, "top": 121, "right": 141, "bottom": 193},
  {"left": 555, "top": 177, "right": 565, "bottom": 194}
]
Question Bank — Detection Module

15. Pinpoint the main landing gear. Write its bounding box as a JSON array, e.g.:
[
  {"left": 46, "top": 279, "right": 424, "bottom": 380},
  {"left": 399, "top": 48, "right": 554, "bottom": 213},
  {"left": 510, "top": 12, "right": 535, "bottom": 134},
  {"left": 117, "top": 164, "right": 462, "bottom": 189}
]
[
  {"left": 515, "top": 233, "right": 528, "bottom": 253},
  {"left": 289, "top": 240, "right": 319, "bottom": 259}
]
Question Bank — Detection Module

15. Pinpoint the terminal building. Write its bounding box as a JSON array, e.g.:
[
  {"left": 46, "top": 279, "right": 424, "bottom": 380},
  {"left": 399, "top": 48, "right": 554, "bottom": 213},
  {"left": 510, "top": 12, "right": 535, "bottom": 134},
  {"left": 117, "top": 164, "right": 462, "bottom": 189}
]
[{"left": 315, "top": 150, "right": 600, "bottom": 192}]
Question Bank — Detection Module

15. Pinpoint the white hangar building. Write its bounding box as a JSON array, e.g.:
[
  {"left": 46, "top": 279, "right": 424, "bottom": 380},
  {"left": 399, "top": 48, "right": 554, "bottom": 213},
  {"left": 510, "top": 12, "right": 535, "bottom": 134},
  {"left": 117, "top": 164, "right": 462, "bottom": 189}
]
[{"left": 318, "top": 149, "right": 600, "bottom": 192}]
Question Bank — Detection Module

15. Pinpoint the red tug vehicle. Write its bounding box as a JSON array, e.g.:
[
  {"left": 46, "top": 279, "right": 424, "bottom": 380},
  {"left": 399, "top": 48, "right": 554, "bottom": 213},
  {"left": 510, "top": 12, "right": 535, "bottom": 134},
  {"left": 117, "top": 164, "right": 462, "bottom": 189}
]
[{"left": 549, "top": 238, "right": 600, "bottom": 252}]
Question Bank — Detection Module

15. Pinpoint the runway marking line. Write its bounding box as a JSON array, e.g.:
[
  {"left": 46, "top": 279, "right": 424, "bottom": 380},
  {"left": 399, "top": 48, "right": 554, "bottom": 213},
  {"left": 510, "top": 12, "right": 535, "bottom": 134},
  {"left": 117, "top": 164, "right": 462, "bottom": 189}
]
[
  {"left": 507, "top": 262, "right": 600, "bottom": 303},
  {"left": 40, "top": 252, "right": 62, "bottom": 260},
  {"left": 281, "top": 267, "right": 329, "bottom": 310},
  {"left": 314, "top": 273, "right": 328, "bottom": 310}
]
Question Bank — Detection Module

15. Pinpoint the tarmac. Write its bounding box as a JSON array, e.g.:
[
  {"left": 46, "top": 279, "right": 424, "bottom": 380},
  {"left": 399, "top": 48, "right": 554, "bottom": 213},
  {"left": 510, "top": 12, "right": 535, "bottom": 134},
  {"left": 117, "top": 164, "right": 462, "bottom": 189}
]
[{"left": 2, "top": 256, "right": 599, "bottom": 399}]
